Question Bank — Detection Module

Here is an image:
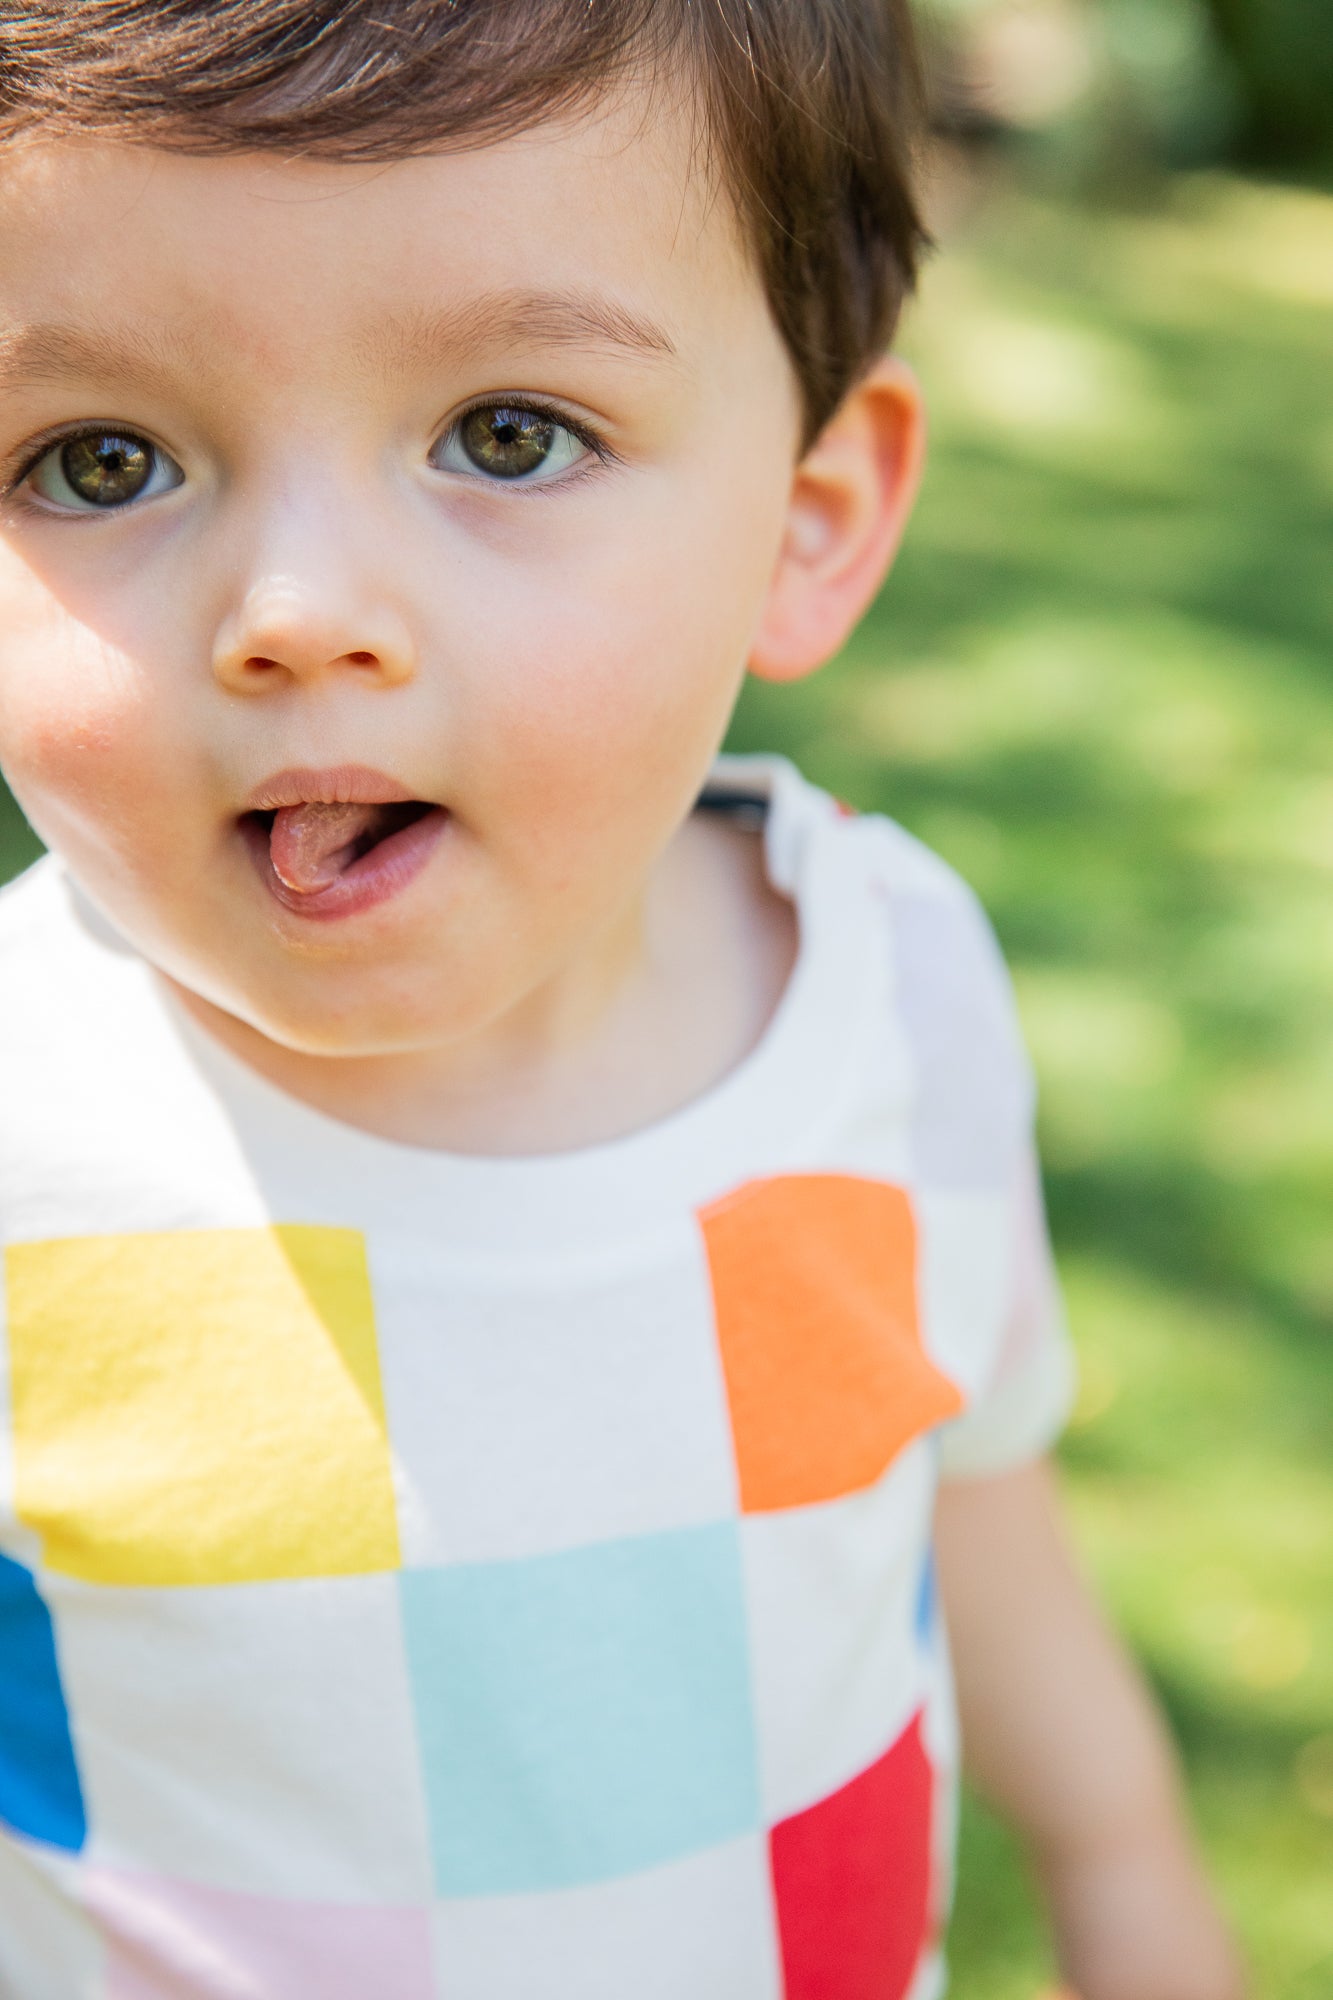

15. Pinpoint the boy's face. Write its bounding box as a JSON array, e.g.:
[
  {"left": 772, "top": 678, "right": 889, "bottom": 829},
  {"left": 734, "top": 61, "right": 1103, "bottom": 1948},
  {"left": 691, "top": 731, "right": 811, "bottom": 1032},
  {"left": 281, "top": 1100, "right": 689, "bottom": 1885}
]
[{"left": 0, "top": 87, "right": 806, "bottom": 1057}]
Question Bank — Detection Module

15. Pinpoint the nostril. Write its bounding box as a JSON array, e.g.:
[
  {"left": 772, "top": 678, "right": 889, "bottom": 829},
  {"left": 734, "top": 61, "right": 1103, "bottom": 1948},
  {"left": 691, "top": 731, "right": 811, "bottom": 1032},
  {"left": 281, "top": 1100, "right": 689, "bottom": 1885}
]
[{"left": 214, "top": 641, "right": 408, "bottom": 688}]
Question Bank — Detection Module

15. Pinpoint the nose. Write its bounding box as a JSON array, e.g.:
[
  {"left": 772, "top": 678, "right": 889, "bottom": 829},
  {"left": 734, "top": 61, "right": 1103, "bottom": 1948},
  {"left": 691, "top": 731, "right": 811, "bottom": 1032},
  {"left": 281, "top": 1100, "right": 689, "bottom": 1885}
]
[{"left": 211, "top": 543, "right": 416, "bottom": 696}]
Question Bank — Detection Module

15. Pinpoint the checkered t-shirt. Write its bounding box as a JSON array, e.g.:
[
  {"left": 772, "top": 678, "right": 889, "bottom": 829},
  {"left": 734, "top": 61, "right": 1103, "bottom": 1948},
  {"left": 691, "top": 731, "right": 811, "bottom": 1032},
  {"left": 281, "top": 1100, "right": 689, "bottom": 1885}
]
[{"left": 0, "top": 757, "right": 1073, "bottom": 1999}]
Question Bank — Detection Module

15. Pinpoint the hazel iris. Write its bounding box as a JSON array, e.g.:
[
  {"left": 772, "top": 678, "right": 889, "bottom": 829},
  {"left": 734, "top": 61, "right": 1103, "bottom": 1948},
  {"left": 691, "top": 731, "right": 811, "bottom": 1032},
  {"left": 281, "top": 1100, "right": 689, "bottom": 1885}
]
[
  {"left": 59, "top": 433, "right": 154, "bottom": 507},
  {"left": 458, "top": 407, "right": 557, "bottom": 479}
]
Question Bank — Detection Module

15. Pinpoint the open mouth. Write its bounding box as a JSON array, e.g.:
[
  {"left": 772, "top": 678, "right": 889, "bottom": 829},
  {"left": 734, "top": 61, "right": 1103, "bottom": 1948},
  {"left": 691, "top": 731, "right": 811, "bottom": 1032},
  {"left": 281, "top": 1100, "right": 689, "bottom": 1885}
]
[{"left": 239, "top": 796, "right": 446, "bottom": 915}]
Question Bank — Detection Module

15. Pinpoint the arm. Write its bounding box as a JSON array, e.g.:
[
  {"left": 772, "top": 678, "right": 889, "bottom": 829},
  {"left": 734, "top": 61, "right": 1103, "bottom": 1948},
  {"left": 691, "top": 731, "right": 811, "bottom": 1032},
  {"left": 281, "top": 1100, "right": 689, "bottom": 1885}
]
[{"left": 935, "top": 1457, "right": 1245, "bottom": 2000}]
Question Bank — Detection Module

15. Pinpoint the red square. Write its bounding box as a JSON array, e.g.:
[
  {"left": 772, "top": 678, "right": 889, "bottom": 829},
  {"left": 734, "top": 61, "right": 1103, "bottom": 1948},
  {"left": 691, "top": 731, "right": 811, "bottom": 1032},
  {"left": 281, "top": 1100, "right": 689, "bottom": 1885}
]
[{"left": 770, "top": 1712, "right": 934, "bottom": 2000}]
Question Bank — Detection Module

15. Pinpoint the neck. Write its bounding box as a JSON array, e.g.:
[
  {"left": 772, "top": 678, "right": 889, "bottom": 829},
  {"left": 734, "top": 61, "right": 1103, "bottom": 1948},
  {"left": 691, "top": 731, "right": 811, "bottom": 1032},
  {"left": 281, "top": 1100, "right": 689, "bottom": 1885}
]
[{"left": 170, "top": 813, "right": 797, "bottom": 1155}]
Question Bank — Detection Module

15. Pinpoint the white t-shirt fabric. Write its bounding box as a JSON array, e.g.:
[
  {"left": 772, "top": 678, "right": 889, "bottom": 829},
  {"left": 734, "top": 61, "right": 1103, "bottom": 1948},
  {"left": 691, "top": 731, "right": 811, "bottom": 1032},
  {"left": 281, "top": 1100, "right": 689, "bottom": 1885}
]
[{"left": 0, "top": 755, "right": 1073, "bottom": 2000}]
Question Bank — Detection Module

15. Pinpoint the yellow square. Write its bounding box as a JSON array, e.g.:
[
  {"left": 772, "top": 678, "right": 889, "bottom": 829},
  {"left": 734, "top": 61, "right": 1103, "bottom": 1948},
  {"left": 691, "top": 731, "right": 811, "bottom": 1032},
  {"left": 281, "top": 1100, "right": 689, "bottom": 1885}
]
[{"left": 5, "top": 1226, "right": 401, "bottom": 1586}]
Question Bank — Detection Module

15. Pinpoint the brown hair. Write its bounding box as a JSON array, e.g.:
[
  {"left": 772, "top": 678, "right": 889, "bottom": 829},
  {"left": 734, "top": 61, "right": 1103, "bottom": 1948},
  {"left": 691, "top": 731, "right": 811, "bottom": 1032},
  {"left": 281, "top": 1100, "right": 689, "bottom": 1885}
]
[{"left": 0, "top": 1, "right": 929, "bottom": 443}]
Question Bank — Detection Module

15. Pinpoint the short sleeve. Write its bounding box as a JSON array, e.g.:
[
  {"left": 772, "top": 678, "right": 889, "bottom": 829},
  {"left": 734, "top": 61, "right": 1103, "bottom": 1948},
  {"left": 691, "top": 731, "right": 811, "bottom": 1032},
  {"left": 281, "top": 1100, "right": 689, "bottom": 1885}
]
[
  {"left": 865, "top": 818, "right": 1077, "bottom": 1479},
  {"left": 935, "top": 1143, "right": 1076, "bottom": 1479}
]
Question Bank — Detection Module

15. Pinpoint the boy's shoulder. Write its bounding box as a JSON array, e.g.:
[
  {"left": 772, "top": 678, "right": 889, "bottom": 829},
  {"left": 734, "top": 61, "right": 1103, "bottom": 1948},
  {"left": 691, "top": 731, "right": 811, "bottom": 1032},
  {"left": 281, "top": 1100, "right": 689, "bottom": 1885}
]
[
  {"left": 0, "top": 852, "right": 125, "bottom": 1013},
  {"left": 0, "top": 847, "right": 61, "bottom": 933},
  {"left": 0, "top": 853, "right": 80, "bottom": 1010},
  {"left": 0, "top": 856, "right": 246, "bottom": 1247},
  {"left": 0, "top": 853, "right": 177, "bottom": 1111},
  {"left": 754, "top": 754, "right": 1027, "bottom": 1055},
  {"left": 742, "top": 758, "right": 1037, "bottom": 1194},
  {"left": 751, "top": 751, "right": 1001, "bottom": 921}
]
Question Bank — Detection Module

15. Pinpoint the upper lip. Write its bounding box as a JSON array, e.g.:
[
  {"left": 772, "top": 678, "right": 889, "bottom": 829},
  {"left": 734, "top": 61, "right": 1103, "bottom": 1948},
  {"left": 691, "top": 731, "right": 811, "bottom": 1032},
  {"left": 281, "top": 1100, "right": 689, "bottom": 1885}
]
[{"left": 242, "top": 765, "right": 425, "bottom": 813}]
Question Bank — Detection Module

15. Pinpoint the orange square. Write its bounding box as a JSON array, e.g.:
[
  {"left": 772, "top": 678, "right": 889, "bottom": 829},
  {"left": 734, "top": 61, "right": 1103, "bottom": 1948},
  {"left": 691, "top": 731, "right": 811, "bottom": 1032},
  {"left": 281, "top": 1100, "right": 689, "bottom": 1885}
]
[{"left": 699, "top": 1176, "right": 963, "bottom": 1512}]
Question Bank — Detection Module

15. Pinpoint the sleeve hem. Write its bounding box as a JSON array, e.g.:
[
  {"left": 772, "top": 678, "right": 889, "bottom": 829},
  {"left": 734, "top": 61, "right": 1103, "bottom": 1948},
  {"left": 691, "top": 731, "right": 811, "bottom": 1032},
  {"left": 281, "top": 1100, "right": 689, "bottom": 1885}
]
[{"left": 936, "top": 1328, "right": 1077, "bottom": 1481}]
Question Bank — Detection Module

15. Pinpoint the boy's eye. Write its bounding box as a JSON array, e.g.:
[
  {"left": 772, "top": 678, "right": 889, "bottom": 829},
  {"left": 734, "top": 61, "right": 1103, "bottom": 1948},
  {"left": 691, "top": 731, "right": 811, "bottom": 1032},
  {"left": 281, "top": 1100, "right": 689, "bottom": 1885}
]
[
  {"left": 25, "top": 430, "right": 182, "bottom": 511},
  {"left": 431, "top": 405, "right": 588, "bottom": 483}
]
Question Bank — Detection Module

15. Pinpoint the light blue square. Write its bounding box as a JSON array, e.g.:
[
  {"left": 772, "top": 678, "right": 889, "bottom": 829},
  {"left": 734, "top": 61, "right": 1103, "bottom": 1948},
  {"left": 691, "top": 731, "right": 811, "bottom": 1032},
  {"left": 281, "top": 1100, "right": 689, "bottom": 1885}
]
[{"left": 400, "top": 1523, "right": 759, "bottom": 1893}]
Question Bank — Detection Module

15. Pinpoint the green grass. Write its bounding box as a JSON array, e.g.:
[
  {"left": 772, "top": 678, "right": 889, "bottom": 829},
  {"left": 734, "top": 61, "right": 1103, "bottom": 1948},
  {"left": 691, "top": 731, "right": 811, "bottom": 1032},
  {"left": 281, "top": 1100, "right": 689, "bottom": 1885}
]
[
  {"left": 727, "top": 169, "right": 1333, "bottom": 1995},
  {"left": 2, "top": 166, "right": 1330, "bottom": 1997}
]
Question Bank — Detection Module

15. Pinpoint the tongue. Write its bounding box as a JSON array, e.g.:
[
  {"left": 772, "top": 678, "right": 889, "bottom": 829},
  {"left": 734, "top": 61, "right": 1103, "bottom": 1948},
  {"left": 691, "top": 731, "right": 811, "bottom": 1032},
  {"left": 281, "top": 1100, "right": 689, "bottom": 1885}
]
[{"left": 269, "top": 802, "right": 385, "bottom": 895}]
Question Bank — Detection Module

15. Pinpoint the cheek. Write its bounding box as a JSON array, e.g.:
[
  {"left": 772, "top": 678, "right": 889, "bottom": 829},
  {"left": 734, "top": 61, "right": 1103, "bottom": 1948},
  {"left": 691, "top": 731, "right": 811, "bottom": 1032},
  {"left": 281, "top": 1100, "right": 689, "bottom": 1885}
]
[
  {"left": 0, "top": 579, "right": 167, "bottom": 853},
  {"left": 445, "top": 464, "right": 790, "bottom": 829},
  {"left": 447, "top": 561, "right": 730, "bottom": 896}
]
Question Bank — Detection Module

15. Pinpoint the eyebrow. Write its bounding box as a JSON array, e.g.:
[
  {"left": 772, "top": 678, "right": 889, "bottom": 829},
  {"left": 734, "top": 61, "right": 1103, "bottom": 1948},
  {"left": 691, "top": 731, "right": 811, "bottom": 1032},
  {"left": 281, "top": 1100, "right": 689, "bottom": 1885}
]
[
  {"left": 0, "top": 289, "right": 679, "bottom": 396},
  {"left": 359, "top": 291, "right": 680, "bottom": 375},
  {"left": 0, "top": 322, "right": 201, "bottom": 394}
]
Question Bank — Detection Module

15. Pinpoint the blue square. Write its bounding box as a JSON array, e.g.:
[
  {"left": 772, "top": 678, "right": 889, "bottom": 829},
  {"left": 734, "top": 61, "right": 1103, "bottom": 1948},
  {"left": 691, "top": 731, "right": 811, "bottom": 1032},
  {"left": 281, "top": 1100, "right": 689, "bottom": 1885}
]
[
  {"left": 915, "top": 1550, "right": 937, "bottom": 1647},
  {"left": 400, "top": 1523, "right": 759, "bottom": 1893},
  {"left": 0, "top": 1551, "right": 86, "bottom": 1851}
]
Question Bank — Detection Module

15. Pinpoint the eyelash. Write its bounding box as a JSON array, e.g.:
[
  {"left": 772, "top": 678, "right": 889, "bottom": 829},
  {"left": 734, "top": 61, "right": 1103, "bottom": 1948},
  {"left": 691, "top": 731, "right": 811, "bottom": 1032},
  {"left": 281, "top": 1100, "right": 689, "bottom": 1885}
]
[{"left": 1, "top": 399, "right": 620, "bottom": 509}]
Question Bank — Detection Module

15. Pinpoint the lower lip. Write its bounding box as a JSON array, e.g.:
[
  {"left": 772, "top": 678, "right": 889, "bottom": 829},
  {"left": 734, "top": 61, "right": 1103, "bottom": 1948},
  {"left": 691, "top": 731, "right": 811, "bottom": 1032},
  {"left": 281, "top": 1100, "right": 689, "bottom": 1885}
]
[{"left": 241, "top": 806, "right": 450, "bottom": 921}]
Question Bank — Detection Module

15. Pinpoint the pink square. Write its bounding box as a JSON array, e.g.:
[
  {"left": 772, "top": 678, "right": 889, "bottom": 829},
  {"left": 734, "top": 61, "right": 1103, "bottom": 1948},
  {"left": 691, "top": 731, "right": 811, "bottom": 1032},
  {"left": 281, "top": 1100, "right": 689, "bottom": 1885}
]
[{"left": 85, "top": 1867, "right": 435, "bottom": 2000}]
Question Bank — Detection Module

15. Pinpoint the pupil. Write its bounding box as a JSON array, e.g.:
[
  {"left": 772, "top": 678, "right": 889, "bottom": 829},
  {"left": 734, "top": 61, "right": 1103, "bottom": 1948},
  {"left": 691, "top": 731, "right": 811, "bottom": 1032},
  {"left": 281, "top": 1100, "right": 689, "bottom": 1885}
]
[
  {"left": 62, "top": 433, "right": 152, "bottom": 506},
  {"left": 461, "top": 407, "right": 555, "bottom": 479}
]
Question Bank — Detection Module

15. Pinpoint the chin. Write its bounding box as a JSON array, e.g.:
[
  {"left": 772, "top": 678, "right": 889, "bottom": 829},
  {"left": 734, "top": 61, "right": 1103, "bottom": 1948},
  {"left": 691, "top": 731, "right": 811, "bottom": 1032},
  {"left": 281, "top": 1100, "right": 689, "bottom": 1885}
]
[{"left": 230, "top": 977, "right": 466, "bottom": 1064}]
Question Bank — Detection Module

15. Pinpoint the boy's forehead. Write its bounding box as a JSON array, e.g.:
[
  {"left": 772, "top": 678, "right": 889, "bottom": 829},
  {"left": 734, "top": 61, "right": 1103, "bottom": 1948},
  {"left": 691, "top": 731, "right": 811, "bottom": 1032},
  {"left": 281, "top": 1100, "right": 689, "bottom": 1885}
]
[{"left": 0, "top": 87, "right": 763, "bottom": 384}]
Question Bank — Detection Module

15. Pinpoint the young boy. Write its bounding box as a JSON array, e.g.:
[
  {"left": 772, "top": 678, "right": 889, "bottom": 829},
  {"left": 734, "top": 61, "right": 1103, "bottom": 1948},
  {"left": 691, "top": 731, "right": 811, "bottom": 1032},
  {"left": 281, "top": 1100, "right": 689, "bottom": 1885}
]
[{"left": 0, "top": 3, "right": 1243, "bottom": 1996}]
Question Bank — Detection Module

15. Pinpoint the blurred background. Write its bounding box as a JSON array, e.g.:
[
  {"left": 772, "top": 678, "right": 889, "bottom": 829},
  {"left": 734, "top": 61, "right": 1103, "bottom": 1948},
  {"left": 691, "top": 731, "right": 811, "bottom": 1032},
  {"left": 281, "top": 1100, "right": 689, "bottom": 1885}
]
[
  {"left": 732, "top": 1, "right": 1333, "bottom": 1992},
  {"left": 1, "top": 2, "right": 1329, "bottom": 1991}
]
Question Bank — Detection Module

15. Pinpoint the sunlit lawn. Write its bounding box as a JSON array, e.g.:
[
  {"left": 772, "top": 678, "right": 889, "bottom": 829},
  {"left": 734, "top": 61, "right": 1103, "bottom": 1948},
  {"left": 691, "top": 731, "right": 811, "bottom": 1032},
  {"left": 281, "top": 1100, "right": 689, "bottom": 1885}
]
[
  {"left": 728, "top": 166, "right": 1333, "bottom": 1996},
  {"left": 1, "top": 166, "right": 1330, "bottom": 1999}
]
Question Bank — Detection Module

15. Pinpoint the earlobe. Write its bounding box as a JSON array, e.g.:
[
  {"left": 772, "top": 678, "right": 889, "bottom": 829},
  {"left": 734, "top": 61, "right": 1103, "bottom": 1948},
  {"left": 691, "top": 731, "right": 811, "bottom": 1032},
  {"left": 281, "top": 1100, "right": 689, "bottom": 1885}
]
[{"left": 747, "top": 356, "right": 926, "bottom": 685}]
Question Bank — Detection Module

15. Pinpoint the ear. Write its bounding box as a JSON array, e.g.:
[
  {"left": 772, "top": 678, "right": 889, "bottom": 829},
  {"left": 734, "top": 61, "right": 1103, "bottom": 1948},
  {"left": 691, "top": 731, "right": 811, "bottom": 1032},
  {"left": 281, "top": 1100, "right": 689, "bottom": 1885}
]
[{"left": 748, "top": 355, "right": 926, "bottom": 684}]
